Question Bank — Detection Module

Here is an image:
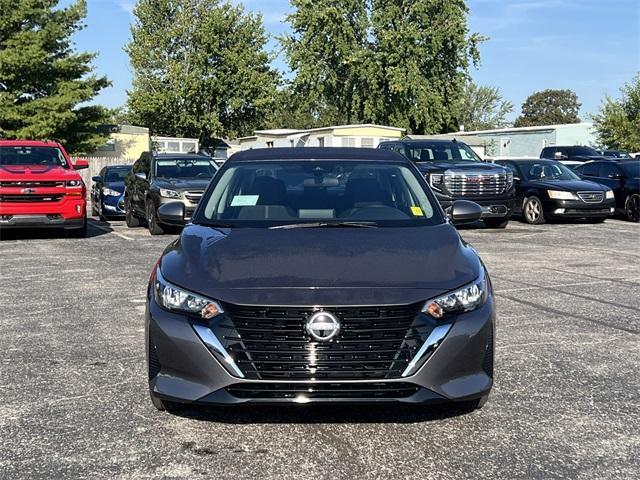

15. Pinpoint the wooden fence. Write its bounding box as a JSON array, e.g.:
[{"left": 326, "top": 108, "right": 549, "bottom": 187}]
[{"left": 72, "top": 156, "right": 134, "bottom": 195}]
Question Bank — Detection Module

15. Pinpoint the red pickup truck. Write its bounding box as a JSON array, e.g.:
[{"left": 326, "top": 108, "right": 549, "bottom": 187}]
[{"left": 0, "top": 140, "right": 89, "bottom": 236}]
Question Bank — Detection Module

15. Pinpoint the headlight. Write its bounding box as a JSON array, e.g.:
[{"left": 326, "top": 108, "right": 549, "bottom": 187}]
[
  {"left": 429, "top": 174, "right": 444, "bottom": 191},
  {"left": 423, "top": 270, "right": 488, "bottom": 319},
  {"left": 159, "top": 188, "right": 180, "bottom": 198},
  {"left": 506, "top": 171, "right": 514, "bottom": 189},
  {"left": 102, "top": 187, "right": 120, "bottom": 196},
  {"left": 66, "top": 180, "right": 83, "bottom": 187},
  {"left": 605, "top": 190, "right": 614, "bottom": 199},
  {"left": 547, "top": 190, "right": 576, "bottom": 200},
  {"left": 154, "top": 268, "right": 223, "bottom": 319}
]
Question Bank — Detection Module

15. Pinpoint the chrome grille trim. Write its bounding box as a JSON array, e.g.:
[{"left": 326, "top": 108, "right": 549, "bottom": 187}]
[
  {"left": 443, "top": 172, "right": 509, "bottom": 196},
  {"left": 184, "top": 190, "right": 204, "bottom": 204},
  {"left": 577, "top": 191, "right": 604, "bottom": 203}
]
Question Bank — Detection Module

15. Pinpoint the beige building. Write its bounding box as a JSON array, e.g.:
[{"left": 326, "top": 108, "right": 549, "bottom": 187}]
[
  {"left": 237, "top": 124, "right": 406, "bottom": 150},
  {"left": 92, "top": 125, "right": 151, "bottom": 162}
]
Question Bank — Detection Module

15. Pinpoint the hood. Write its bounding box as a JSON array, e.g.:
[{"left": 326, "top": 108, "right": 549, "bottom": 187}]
[
  {"left": 416, "top": 162, "right": 507, "bottom": 174},
  {"left": 0, "top": 164, "right": 81, "bottom": 181},
  {"left": 153, "top": 178, "right": 211, "bottom": 190},
  {"left": 526, "top": 179, "right": 608, "bottom": 191},
  {"left": 105, "top": 181, "right": 125, "bottom": 192},
  {"left": 159, "top": 223, "right": 481, "bottom": 306}
]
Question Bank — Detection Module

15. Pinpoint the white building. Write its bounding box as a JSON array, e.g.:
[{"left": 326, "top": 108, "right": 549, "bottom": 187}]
[{"left": 236, "top": 124, "right": 406, "bottom": 150}]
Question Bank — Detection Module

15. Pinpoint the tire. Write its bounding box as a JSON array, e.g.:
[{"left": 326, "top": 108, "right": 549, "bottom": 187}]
[
  {"left": 67, "top": 218, "right": 87, "bottom": 238},
  {"left": 146, "top": 201, "right": 166, "bottom": 235},
  {"left": 625, "top": 194, "right": 640, "bottom": 222},
  {"left": 125, "top": 197, "right": 141, "bottom": 228},
  {"left": 91, "top": 201, "right": 99, "bottom": 216},
  {"left": 522, "top": 196, "right": 545, "bottom": 224},
  {"left": 484, "top": 217, "right": 509, "bottom": 229},
  {"left": 586, "top": 216, "right": 607, "bottom": 224}
]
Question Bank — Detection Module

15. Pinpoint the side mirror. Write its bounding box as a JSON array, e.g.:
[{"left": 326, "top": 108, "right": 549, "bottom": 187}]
[
  {"left": 450, "top": 200, "right": 483, "bottom": 225},
  {"left": 157, "top": 202, "right": 185, "bottom": 225},
  {"left": 91, "top": 175, "right": 102, "bottom": 183},
  {"left": 135, "top": 172, "right": 147, "bottom": 181},
  {"left": 73, "top": 159, "right": 89, "bottom": 170}
]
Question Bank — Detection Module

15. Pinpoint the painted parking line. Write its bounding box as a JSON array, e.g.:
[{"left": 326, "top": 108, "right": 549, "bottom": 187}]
[{"left": 88, "top": 219, "right": 134, "bottom": 241}]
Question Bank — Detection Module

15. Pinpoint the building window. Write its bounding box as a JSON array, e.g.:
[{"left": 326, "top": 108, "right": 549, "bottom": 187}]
[
  {"left": 341, "top": 137, "right": 356, "bottom": 147},
  {"left": 266, "top": 141, "right": 274, "bottom": 148},
  {"left": 167, "top": 141, "right": 180, "bottom": 152},
  {"left": 318, "top": 137, "right": 325, "bottom": 147},
  {"left": 361, "top": 138, "right": 374, "bottom": 148}
]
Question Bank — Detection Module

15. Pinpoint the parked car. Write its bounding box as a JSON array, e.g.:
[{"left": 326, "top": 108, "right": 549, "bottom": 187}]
[
  {"left": 602, "top": 150, "right": 632, "bottom": 159},
  {"left": 539, "top": 145, "right": 607, "bottom": 168},
  {"left": 0, "top": 140, "right": 88, "bottom": 236},
  {"left": 493, "top": 159, "right": 615, "bottom": 224},
  {"left": 91, "top": 165, "right": 131, "bottom": 219},
  {"left": 379, "top": 139, "right": 515, "bottom": 228},
  {"left": 146, "top": 148, "right": 494, "bottom": 412},
  {"left": 124, "top": 152, "right": 219, "bottom": 234},
  {"left": 574, "top": 160, "right": 640, "bottom": 222}
]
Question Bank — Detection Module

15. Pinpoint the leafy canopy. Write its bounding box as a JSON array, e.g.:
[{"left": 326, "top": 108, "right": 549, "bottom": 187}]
[
  {"left": 514, "top": 89, "right": 581, "bottom": 127},
  {"left": 0, "top": 0, "right": 111, "bottom": 154},
  {"left": 592, "top": 74, "right": 640, "bottom": 152},
  {"left": 126, "top": 0, "right": 279, "bottom": 141},
  {"left": 458, "top": 82, "right": 513, "bottom": 131}
]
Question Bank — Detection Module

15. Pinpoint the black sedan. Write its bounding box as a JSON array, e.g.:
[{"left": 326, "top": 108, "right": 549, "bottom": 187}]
[
  {"left": 574, "top": 160, "right": 640, "bottom": 222},
  {"left": 494, "top": 159, "right": 615, "bottom": 224},
  {"left": 91, "top": 165, "right": 131, "bottom": 219}
]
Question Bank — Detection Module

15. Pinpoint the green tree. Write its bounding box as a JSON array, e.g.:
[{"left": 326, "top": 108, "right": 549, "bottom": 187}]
[
  {"left": 126, "top": 0, "right": 279, "bottom": 141},
  {"left": 280, "top": 0, "right": 482, "bottom": 134},
  {"left": 592, "top": 74, "right": 640, "bottom": 152},
  {"left": 514, "top": 89, "right": 581, "bottom": 127},
  {"left": 0, "top": 0, "right": 110, "bottom": 154},
  {"left": 458, "top": 82, "right": 513, "bottom": 131}
]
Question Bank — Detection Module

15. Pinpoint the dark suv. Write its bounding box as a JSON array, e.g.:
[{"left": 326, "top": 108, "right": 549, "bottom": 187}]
[
  {"left": 540, "top": 146, "right": 607, "bottom": 167},
  {"left": 124, "top": 152, "right": 218, "bottom": 234},
  {"left": 574, "top": 160, "right": 640, "bottom": 222},
  {"left": 379, "top": 139, "right": 515, "bottom": 228}
]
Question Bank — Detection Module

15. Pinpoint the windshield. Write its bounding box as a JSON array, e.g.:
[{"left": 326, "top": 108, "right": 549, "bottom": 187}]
[
  {"left": 0, "top": 146, "right": 69, "bottom": 168},
  {"left": 105, "top": 167, "right": 130, "bottom": 182},
  {"left": 521, "top": 161, "right": 581, "bottom": 181},
  {"left": 406, "top": 142, "right": 481, "bottom": 163},
  {"left": 196, "top": 160, "right": 444, "bottom": 227},
  {"left": 155, "top": 158, "right": 217, "bottom": 179},
  {"left": 620, "top": 161, "right": 640, "bottom": 178},
  {"left": 569, "top": 146, "right": 600, "bottom": 156}
]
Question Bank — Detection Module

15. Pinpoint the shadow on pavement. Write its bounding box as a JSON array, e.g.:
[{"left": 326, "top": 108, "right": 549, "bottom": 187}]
[{"left": 0, "top": 218, "right": 112, "bottom": 241}]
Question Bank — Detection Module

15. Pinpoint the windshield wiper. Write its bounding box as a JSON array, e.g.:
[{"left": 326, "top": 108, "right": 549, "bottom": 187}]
[{"left": 269, "top": 221, "right": 379, "bottom": 230}]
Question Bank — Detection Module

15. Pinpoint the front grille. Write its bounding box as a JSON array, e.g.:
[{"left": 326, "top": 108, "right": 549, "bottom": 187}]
[
  {"left": 0, "top": 194, "right": 63, "bottom": 203},
  {"left": 213, "top": 303, "right": 431, "bottom": 380},
  {"left": 577, "top": 191, "right": 604, "bottom": 203},
  {"left": 444, "top": 173, "right": 509, "bottom": 196},
  {"left": 185, "top": 191, "right": 203, "bottom": 204},
  {"left": 482, "top": 328, "right": 494, "bottom": 378},
  {"left": 226, "top": 382, "right": 420, "bottom": 399},
  {"left": 0, "top": 180, "right": 65, "bottom": 188}
]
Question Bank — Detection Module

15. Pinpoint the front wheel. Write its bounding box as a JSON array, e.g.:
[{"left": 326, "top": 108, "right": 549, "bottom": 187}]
[
  {"left": 146, "top": 201, "right": 166, "bottom": 235},
  {"left": 523, "top": 196, "right": 545, "bottom": 224},
  {"left": 125, "top": 198, "right": 141, "bottom": 228},
  {"left": 625, "top": 194, "right": 640, "bottom": 222},
  {"left": 484, "top": 217, "right": 509, "bottom": 229}
]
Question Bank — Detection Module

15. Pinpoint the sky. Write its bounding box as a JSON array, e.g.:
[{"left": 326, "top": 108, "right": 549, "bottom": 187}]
[{"left": 70, "top": 0, "right": 639, "bottom": 121}]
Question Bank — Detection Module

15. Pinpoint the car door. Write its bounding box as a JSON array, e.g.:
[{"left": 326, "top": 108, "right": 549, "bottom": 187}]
[
  {"left": 130, "top": 153, "right": 151, "bottom": 214},
  {"left": 597, "top": 162, "right": 625, "bottom": 209}
]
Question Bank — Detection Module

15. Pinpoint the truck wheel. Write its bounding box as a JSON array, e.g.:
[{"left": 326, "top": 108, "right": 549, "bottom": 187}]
[
  {"left": 146, "top": 201, "right": 166, "bottom": 235},
  {"left": 625, "top": 194, "right": 640, "bottom": 222},
  {"left": 484, "top": 218, "right": 509, "bottom": 229},
  {"left": 125, "top": 198, "right": 141, "bottom": 228},
  {"left": 523, "top": 196, "right": 545, "bottom": 224}
]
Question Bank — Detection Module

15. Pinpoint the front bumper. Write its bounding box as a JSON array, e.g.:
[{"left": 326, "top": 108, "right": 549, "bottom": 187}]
[
  {"left": 543, "top": 198, "right": 615, "bottom": 218},
  {"left": 146, "top": 294, "right": 495, "bottom": 405},
  {"left": 437, "top": 192, "right": 516, "bottom": 219},
  {"left": 0, "top": 196, "right": 86, "bottom": 229},
  {"left": 101, "top": 194, "right": 125, "bottom": 216}
]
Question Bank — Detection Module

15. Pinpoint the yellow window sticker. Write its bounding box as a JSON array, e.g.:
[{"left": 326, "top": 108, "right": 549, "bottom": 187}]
[{"left": 411, "top": 206, "right": 424, "bottom": 217}]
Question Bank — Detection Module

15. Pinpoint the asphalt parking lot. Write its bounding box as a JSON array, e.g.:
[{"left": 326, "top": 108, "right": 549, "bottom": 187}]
[{"left": 1, "top": 217, "right": 638, "bottom": 479}]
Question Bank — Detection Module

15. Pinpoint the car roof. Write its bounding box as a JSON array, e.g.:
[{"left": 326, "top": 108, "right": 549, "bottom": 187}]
[
  {"left": 154, "top": 153, "right": 210, "bottom": 160},
  {"left": 0, "top": 139, "right": 63, "bottom": 148},
  {"left": 380, "top": 139, "right": 461, "bottom": 145},
  {"left": 496, "top": 158, "right": 558, "bottom": 162},
  {"left": 227, "top": 147, "right": 408, "bottom": 163}
]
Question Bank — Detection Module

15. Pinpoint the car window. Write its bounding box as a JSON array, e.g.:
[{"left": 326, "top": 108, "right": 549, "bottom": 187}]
[
  {"left": 599, "top": 163, "right": 621, "bottom": 178},
  {"left": 520, "top": 161, "right": 580, "bottom": 181},
  {"left": 198, "top": 160, "right": 443, "bottom": 227},
  {"left": 497, "top": 161, "right": 520, "bottom": 177},
  {"left": 581, "top": 162, "right": 599, "bottom": 176},
  {"left": 105, "top": 167, "right": 130, "bottom": 182},
  {"left": 155, "top": 158, "right": 217, "bottom": 179},
  {"left": 406, "top": 142, "right": 481, "bottom": 163},
  {"left": 0, "top": 146, "right": 69, "bottom": 168}
]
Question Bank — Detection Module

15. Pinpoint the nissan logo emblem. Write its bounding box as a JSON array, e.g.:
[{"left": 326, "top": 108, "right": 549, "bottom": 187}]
[{"left": 306, "top": 311, "right": 341, "bottom": 342}]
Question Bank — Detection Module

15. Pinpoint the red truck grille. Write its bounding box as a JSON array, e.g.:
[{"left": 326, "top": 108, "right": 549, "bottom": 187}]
[
  {"left": 0, "top": 181, "right": 65, "bottom": 188},
  {"left": 0, "top": 194, "right": 63, "bottom": 203}
]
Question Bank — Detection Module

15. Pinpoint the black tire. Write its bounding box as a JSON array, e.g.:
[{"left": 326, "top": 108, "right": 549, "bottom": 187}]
[
  {"left": 67, "top": 218, "right": 87, "bottom": 238},
  {"left": 146, "top": 201, "right": 166, "bottom": 235},
  {"left": 586, "top": 216, "right": 607, "bottom": 224},
  {"left": 522, "top": 196, "right": 546, "bottom": 224},
  {"left": 91, "top": 201, "right": 99, "bottom": 216},
  {"left": 125, "top": 197, "right": 141, "bottom": 228},
  {"left": 484, "top": 217, "right": 509, "bottom": 229},
  {"left": 625, "top": 194, "right": 640, "bottom": 222}
]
